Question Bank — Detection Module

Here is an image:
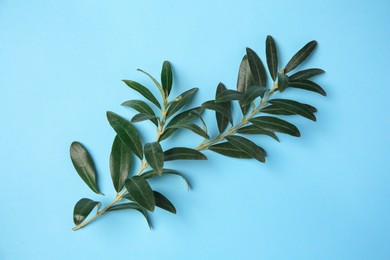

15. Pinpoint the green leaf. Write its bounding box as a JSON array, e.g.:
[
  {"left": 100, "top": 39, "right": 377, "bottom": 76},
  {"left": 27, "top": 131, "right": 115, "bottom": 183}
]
[
  {"left": 266, "top": 35, "right": 278, "bottom": 81},
  {"left": 131, "top": 113, "right": 159, "bottom": 124},
  {"left": 236, "top": 125, "right": 279, "bottom": 141},
  {"left": 164, "top": 147, "right": 207, "bottom": 161},
  {"left": 289, "top": 68, "right": 325, "bottom": 81},
  {"left": 241, "top": 85, "right": 267, "bottom": 106},
  {"left": 237, "top": 55, "right": 254, "bottom": 115},
  {"left": 215, "top": 83, "right": 231, "bottom": 133},
  {"left": 142, "top": 169, "right": 191, "bottom": 190},
  {"left": 208, "top": 142, "right": 252, "bottom": 159},
  {"left": 166, "top": 88, "right": 198, "bottom": 118},
  {"left": 144, "top": 142, "right": 164, "bottom": 175},
  {"left": 167, "top": 123, "right": 209, "bottom": 139},
  {"left": 107, "top": 202, "right": 152, "bottom": 229},
  {"left": 159, "top": 107, "right": 202, "bottom": 141},
  {"left": 216, "top": 89, "right": 243, "bottom": 102},
  {"left": 153, "top": 191, "right": 176, "bottom": 214},
  {"left": 110, "top": 136, "right": 132, "bottom": 193},
  {"left": 250, "top": 116, "right": 301, "bottom": 137},
  {"left": 125, "top": 176, "right": 155, "bottom": 212},
  {"left": 305, "top": 104, "right": 317, "bottom": 113},
  {"left": 137, "top": 68, "right": 165, "bottom": 98},
  {"left": 121, "top": 100, "right": 158, "bottom": 126},
  {"left": 268, "top": 99, "right": 316, "bottom": 121},
  {"left": 201, "top": 100, "right": 233, "bottom": 124},
  {"left": 106, "top": 112, "right": 144, "bottom": 159},
  {"left": 288, "top": 79, "right": 327, "bottom": 96},
  {"left": 161, "top": 61, "right": 173, "bottom": 96},
  {"left": 261, "top": 105, "right": 295, "bottom": 115},
  {"left": 225, "top": 136, "right": 266, "bottom": 163},
  {"left": 70, "top": 142, "right": 101, "bottom": 194},
  {"left": 277, "top": 73, "right": 289, "bottom": 92},
  {"left": 73, "top": 198, "right": 101, "bottom": 225},
  {"left": 123, "top": 80, "right": 161, "bottom": 108},
  {"left": 284, "top": 40, "right": 317, "bottom": 73},
  {"left": 246, "top": 47, "right": 267, "bottom": 89}
]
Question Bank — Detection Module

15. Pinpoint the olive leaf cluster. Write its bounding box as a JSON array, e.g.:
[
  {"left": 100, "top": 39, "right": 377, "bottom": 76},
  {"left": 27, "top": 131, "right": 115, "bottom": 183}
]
[{"left": 70, "top": 35, "right": 326, "bottom": 231}]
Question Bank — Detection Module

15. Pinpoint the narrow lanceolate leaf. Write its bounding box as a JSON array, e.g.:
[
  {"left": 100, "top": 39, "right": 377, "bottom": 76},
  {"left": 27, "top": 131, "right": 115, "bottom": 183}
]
[
  {"left": 241, "top": 85, "right": 268, "bottom": 106},
  {"left": 246, "top": 47, "right": 267, "bottom": 89},
  {"left": 250, "top": 116, "right": 301, "bottom": 137},
  {"left": 216, "top": 89, "right": 243, "bottom": 102},
  {"left": 142, "top": 169, "right": 191, "bottom": 190},
  {"left": 131, "top": 113, "right": 159, "bottom": 124},
  {"left": 122, "top": 80, "right": 161, "bottom": 108},
  {"left": 166, "top": 88, "right": 198, "bottom": 118},
  {"left": 236, "top": 125, "right": 279, "bottom": 141},
  {"left": 137, "top": 69, "right": 165, "bottom": 97},
  {"left": 215, "top": 83, "right": 231, "bottom": 133},
  {"left": 167, "top": 123, "right": 209, "bottom": 139},
  {"left": 73, "top": 198, "right": 101, "bottom": 225},
  {"left": 164, "top": 147, "right": 207, "bottom": 161},
  {"left": 208, "top": 142, "right": 252, "bottom": 159},
  {"left": 277, "top": 73, "right": 289, "bottom": 92},
  {"left": 225, "top": 136, "right": 266, "bottom": 163},
  {"left": 288, "top": 79, "right": 327, "bottom": 96},
  {"left": 284, "top": 40, "right": 317, "bottom": 73},
  {"left": 269, "top": 99, "right": 316, "bottom": 121},
  {"left": 121, "top": 100, "right": 158, "bottom": 126},
  {"left": 110, "top": 136, "right": 132, "bottom": 192},
  {"left": 125, "top": 176, "right": 155, "bottom": 212},
  {"left": 237, "top": 55, "right": 254, "bottom": 115},
  {"left": 107, "top": 202, "right": 151, "bottom": 229},
  {"left": 201, "top": 100, "right": 233, "bottom": 124},
  {"left": 70, "top": 142, "right": 100, "bottom": 194},
  {"left": 159, "top": 107, "right": 203, "bottom": 141},
  {"left": 261, "top": 105, "right": 295, "bottom": 115},
  {"left": 154, "top": 191, "right": 176, "bottom": 214},
  {"left": 289, "top": 68, "right": 325, "bottom": 81},
  {"left": 106, "top": 112, "right": 143, "bottom": 159},
  {"left": 144, "top": 142, "right": 164, "bottom": 175},
  {"left": 266, "top": 35, "right": 278, "bottom": 81},
  {"left": 161, "top": 61, "right": 173, "bottom": 95}
]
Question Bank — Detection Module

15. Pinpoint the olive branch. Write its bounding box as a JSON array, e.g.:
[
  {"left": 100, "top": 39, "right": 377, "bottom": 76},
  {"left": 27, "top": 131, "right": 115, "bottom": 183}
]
[{"left": 70, "top": 35, "right": 326, "bottom": 231}]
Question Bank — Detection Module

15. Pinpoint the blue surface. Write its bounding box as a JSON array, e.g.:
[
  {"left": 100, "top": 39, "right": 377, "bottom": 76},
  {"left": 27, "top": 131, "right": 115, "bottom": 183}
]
[{"left": 1, "top": 0, "right": 389, "bottom": 259}]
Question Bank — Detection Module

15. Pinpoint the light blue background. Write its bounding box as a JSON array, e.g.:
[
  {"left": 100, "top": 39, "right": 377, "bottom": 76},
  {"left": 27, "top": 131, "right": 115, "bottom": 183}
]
[{"left": 0, "top": 0, "right": 389, "bottom": 259}]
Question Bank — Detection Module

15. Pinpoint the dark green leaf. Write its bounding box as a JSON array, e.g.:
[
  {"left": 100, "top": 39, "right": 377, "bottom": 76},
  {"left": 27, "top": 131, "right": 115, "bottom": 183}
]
[
  {"left": 266, "top": 35, "right": 278, "bottom": 81},
  {"left": 288, "top": 79, "right": 327, "bottom": 96},
  {"left": 125, "top": 176, "right": 155, "bottom": 212},
  {"left": 250, "top": 116, "right": 301, "bottom": 137},
  {"left": 131, "top": 113, "right": 159, "bottom": 124},
  {"left": 142, "top": 169, "right": 191, "bottom": 190},
  {"left": 289, "top": 68, "right": 325, "bottom": 81},
  {"left": 236, "top": 125, "right": 279, "bottom": 141},
  {"left": 241, "top": 85, "right": 268, "bottom": 106},
  {"left": 201, "top": 100, "right": 233, "bottom": 124},
  {"left": 121, "top": 100, "right": 158, "bottom": 126},
  {"left": 237, "top": 55, "right": 254, "bottom": 115},
  {"left": 225, "top": 136, "right": 266, "bottom": 163},
  {"left": 73, "top": 198, "right": 101, "bottom": 225},
  {"left": 110, "top": 136, "right": 132, "bottom": 193},
  {"left": 123, "top": 80, "right": 161, "bottom": 108},
  {"left": 106, "top": 112, "right": 143, "bottom": 159},
  {"left": 144, "top": 142, "right": 164, "bottom": 175},
  {"left": 268, "top": 99, "right": 316, "bottom": 121},
  {"left": 277, "top": 73, "right": 289, "bottom": 92},
  {"left": 164, "top": 147, "right": 207, "bottom": 161},
  {"left": 284, "top": 40, "right": 317, "bottom": 73},
  {"left": 137, "top": 68, "right": 165, "bottom": 97},
  {"left": 216, "top": 89, "right": 243, "bottom": 102},
  {"left": 215, "top": 83, "right": 231, "bottom": 133},
  {"left": 246, "top": 47, "right": 267, "bottom": 89},
  {"left": 70, "top": 142, "right": 101, "bottom": 194},
  {"left": 166, "top": 88, "right": 198, "bottom": 118},
  {"left": 107, "top": 202, "right": 151, "bottom": 229},
  {"left": 261, "top": 105, "right": 295, "bottom": 115},
  {"left": 167, "top": 123, "right": 209, "bottom": 139},
  {"left": 305, "top": 104, "right": 317, "bottom": 113},
  {"left": 154, "top": 191, "right": 176, "bottom": 214},
  {"left": 161, "top": 61, "right": 173, "bottom": 95},
  {"left": 208, "top": 142, "right": 252, "bottom": 159}
]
